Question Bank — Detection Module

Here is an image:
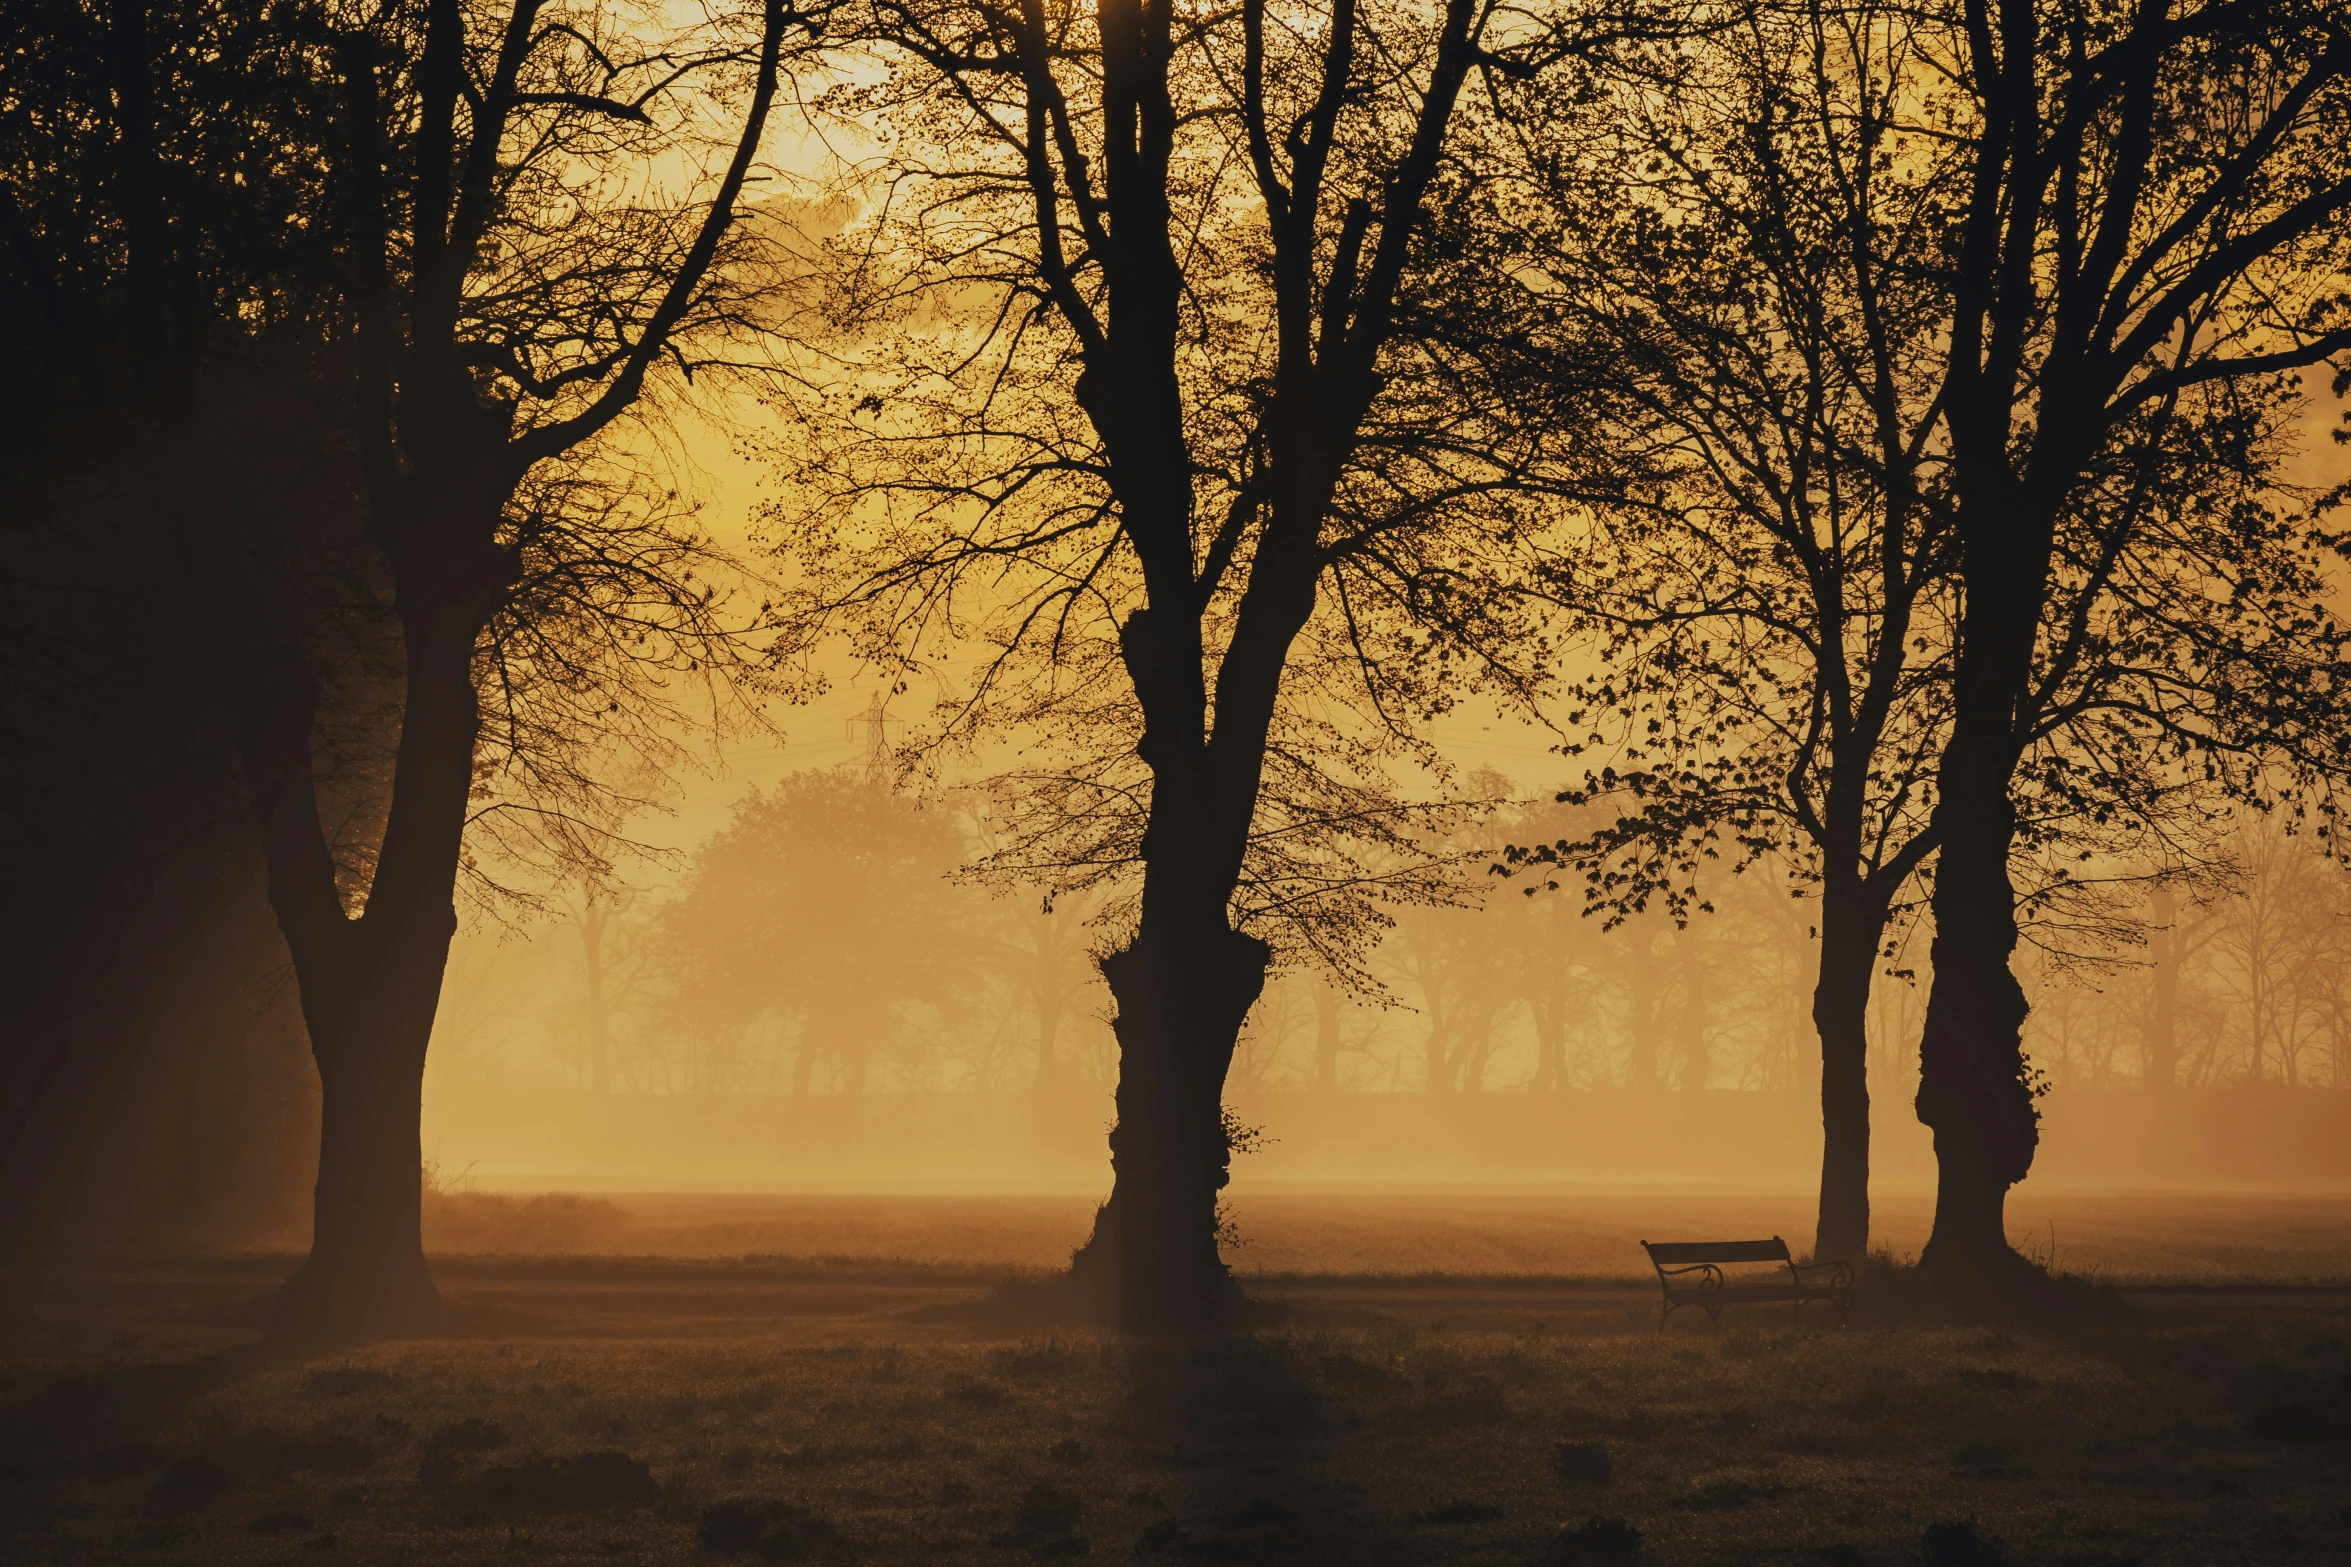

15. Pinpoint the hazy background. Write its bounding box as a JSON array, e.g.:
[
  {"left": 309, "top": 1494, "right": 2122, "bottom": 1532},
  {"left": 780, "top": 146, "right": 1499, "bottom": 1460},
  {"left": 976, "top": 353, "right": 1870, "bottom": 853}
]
[{"left": 11, "top": 395, "right": 2348, "bottom": 1270}]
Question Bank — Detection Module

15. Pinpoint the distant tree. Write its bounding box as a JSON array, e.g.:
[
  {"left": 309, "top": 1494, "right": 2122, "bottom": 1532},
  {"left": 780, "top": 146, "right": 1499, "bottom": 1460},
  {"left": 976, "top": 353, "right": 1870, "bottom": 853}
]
[
  {"left": 768, "top": 0, "right": 1616, "bottom": 1325},
  {"left": 554, "top": 882, "right": 644, "bottom": 1093},
  {"left": 955, "top": 791, "right": 1112, "bottom": 1095},
  {"left": 2204, "top": 820, "right": 2350, "bottom": 1087},
  {"left": 649, "top": 769, "right": 984, "bottom": 1094},
  {"left": 2141, "top": 877, "right": 2224, "bottom": 1090}
]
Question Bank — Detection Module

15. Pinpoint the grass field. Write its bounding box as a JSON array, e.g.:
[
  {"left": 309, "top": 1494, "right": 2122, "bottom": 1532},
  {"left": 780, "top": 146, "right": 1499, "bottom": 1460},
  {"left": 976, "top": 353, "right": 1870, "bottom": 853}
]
[
  {"left": 5, "top": 1192, "right": 2350, "bottom": 1566},
  {"left": 426, "top": 1189, "right": 2351, "bottom": 1284}
]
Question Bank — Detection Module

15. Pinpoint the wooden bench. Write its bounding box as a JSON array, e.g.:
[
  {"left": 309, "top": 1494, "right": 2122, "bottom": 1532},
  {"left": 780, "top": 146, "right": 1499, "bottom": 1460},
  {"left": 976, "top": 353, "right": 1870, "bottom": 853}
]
[{"left": 1640, "top": 1237, "right": 1851, "bottom": 1328}]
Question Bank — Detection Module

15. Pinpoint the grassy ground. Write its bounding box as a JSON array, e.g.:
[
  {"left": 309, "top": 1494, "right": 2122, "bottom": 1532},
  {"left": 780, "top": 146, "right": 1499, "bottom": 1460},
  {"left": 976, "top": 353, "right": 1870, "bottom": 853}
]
[
  {"left": 4, "top": 1258, "right": 2349, "bottom": 1566},
  {"left": 419, "top": 1190, "right": 2351, "bottom": 1285}
]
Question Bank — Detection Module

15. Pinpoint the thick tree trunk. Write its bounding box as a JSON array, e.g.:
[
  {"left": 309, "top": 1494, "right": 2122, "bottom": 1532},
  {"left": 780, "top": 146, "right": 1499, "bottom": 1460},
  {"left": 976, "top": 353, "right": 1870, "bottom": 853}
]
[
  {"left": 1811, "top": 906, "right": 1877, "bottom": 1263},
  {"left": 1913, "top": 734, "right": 2040, "bottom": 1284},
  {"left": 243, "top": 476, "right": 510, "bottom": 1342},
  {"left": 282, "top": 952, "right": 441, "bottom": 1340},
  {"left": 248, "top": 617, "right": 486, "bottom": 1342},
  {"left": 1070, "top": 916, "right": 1267, "bottom": 1331}
]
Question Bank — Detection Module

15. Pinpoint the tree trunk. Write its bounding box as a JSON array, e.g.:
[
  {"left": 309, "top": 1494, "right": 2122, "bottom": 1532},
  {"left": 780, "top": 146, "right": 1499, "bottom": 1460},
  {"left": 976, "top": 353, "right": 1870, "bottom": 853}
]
[
  {"left": 1811, "top": 903, "right": 1878, "bottom": 1263},
  {"left": 282, "top": 952, "right": 440, "bottom": 1340},
  {"left": 1913, "top": 722, "right": 2040, "bottom": 1284},
  {"left": 2145, "top": 886, "right": 2180, "bottom": 1091},
  {"left": 1069, "top": 915, "right": 1267, "bottom": 1331},
  {"left": 1530, "top": 954, "right": 1567, "bottom": 1092},
  {"left": 1676, "top": 922, "right": 1710, "bottom": 1092},
  {"left": 1035, "top": 941, "right": 1064, "bottom": 1094},
  {"left": 579, "top": 900, "right": 611, "bottom": 1094},
  {"left": 246, "top": 586, "right": 491, "bottom": 1342},
  {"left": 1425, "top": 1009, "right": 1456, "bottom": 1093},
  {"left": 793, "top": 1028, "right": 817, "bottom": 1095},
  {"left": 1625, "top": 921, "right": 1663, "bottom": 1089},
  {"left": 1312, "top": 979, "right": 1341, "bottom": 1092},
  {"left": 1460, "top": 1007, "right": 1495, "bottom": 1093}
]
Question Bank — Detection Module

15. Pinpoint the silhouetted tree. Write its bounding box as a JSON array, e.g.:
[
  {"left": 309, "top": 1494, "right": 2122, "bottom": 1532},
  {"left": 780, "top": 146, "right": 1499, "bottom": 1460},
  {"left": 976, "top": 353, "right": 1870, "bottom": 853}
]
[
  {"left": 0, "top": 0, "right": 369, "bottom": 1264},
  {"left": 1909, "top": 0, "right": 2351, "bottom": 1285},
  {"left": 769, "top": 0, "right": 1615, "bottom": 1326},
  {"left": 1491, "top": 0, "right": 1958, "bottom": 1258},
  {"left": 556, "top": 882, "right": 642, "bottom": 1093},
  {"left": 1500, "top": 0, "right": 2351, "bottom": 1270},
  {"left": 234, "top": 0, "right": 815, "bottom": 1339}
]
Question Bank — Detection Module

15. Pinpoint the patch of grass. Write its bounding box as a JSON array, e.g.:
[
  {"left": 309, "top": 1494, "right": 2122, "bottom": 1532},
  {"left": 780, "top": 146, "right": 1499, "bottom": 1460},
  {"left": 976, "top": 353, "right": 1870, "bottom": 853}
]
[
  {"left": 1550, "top": 1439, "right": 1614, "bottom": 1486},
  {"left": 5, "top": 1262, "right": 2348, "bottom": 1566},
  {"left": 300, "top": 1364, "right": 402, "bottom": 1400},
  {"left": 1548, "top": 1514, "right": 1643, "bottom": 1561}
]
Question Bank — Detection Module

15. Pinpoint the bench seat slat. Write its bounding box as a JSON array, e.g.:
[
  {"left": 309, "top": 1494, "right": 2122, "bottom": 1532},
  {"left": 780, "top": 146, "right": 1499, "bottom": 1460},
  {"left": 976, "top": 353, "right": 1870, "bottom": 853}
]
[
  {"left": 1643, "top": 1239, "right": 1789, "bottom": 1265},
  {"left": 1662, "top": 1283, "right": 1836, "bottom": 1305}
]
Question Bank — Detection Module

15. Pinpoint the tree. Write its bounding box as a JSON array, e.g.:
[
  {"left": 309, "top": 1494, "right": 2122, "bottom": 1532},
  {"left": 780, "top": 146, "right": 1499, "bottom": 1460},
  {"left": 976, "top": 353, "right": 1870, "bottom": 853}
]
[
  {"left": 956, "top": 791, "right": 1113, "bottom": 1094},
  {"left": 1909, "top": 0, "right": 2351, "bottom": 1283},
  {"left": 1499, "top": 0, "right": 2351, "bottom": 1271},
  {"left": 1496, "top": 0, "right": 1956, "bottom": 1258},
  {"left": 555, "top": 881, "right": 642, "bottom": 1093},
  {"left": 771, "top": 0, "right": 1599, "bottom": 1325},
  {"left": 1, "top": 0, "right": 376, "bottom": 1269},
  {"left": 648, "top": 769, "right": 985, "bottom": 1093},
  {"left": 2142, "top": 874, "right": 2223, "bottom": 1089},
  {"left": 235, "top": 0, "right": 815, "bottom": 1339}
]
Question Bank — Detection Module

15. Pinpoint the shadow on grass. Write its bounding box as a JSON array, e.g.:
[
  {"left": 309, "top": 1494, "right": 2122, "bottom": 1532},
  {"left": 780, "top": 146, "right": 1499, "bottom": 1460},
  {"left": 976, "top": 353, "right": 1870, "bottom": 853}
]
[
  {"left": 0, "top": 1336, "right": 286, "bottom": 1476},
  {"left": 1105, "top": 1333, "right": 1396, "bottom": 1565},
  {"left": 1848, "top": 1250, "right": 2134, "bottom": 1333}
]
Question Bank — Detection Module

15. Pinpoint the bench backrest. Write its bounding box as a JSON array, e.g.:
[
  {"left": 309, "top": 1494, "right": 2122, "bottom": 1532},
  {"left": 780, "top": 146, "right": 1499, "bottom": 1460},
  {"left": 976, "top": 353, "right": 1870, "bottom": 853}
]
[{"left": 1642, "top": 1237, "right": 1792, "bottom": 1267}]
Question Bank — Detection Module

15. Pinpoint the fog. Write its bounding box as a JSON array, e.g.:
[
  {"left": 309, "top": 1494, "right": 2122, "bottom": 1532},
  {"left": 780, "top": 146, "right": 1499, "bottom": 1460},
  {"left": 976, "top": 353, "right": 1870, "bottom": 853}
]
[{"left": 399, "top": 740, "right": 2351, "bottom": 1210}]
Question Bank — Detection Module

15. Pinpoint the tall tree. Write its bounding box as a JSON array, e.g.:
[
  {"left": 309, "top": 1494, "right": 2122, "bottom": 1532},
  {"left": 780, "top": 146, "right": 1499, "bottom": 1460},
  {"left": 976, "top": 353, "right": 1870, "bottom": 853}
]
[
  {"left": 240, "top": 0, "right": 814, "bottom": 1339},
  {"left": 0, "top": 0, "right": 371, "bottom": 1266},
  {"left": 1501, "top": 0, "right": 2351, "bottom": 1269},
  {"left": 1913, "top": 0, "right": 2351, "bottom": 1284},
  {"left": 1496, "top": 0, "right": 1956, "bottom": 1259},
  {"left": 772, "top": 0, "right": 1605, "bottom": 1325}
]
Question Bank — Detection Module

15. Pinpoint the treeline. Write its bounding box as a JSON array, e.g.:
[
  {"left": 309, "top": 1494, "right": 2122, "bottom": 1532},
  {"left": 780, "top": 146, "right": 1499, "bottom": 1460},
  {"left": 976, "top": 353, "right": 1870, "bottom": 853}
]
[
  {"left": 447, "top": 777, "right": 2351, "bottom": 1099},
  {"left": 3, "top": 0, "right": 2348, "bottom": 1337}
]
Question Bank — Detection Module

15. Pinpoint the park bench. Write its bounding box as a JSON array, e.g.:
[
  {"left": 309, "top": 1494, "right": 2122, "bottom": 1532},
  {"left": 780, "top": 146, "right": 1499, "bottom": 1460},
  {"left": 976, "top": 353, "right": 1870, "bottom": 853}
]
[{"left": 1640, "top": 1236, "right": 1851, "bottom": 1328}]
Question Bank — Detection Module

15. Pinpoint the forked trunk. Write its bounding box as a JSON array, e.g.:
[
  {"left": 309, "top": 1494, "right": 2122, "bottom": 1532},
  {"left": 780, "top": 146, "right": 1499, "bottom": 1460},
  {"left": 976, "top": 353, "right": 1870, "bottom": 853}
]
[
  {"left": 283, "top": 947, "right": 443, "bottom": 1341},
  {"left": 246, "top": 522, "right": 504, "bottom": 1344},
  {"left": 1070, "top": 916, "right": 1268, "bottom": 1331}
]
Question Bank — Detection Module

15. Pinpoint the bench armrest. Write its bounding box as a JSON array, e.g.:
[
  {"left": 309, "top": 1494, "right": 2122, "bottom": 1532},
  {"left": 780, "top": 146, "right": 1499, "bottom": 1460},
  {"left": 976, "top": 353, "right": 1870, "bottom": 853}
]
[
  {"left": 1788, "top": 1258, "right": 1854, "bottom": 1290},
  {"left": 1653, "top": 1262, "right": 1727, "bottom": 1288}
]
